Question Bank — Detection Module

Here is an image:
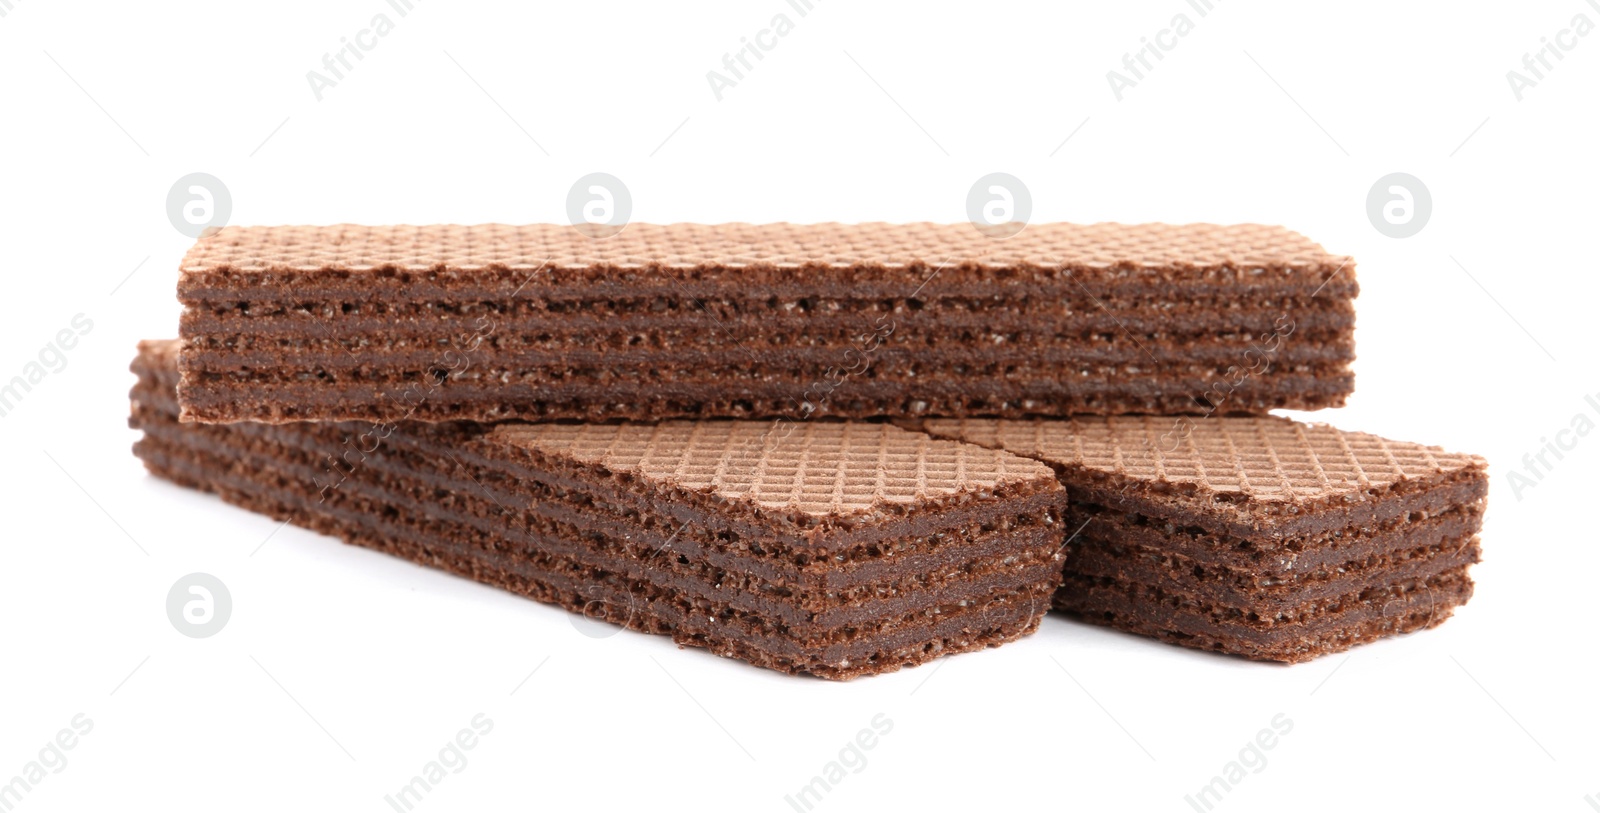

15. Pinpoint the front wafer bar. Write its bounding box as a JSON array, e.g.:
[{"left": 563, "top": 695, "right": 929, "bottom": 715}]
[
  {"left": 176, "top": 222, "right": 1356, "bottom": 424},
  {"left": 920, "top": 416, "right": 1488, "bottom": 662},
  {"left": 132, "top": 341, "right": 1066, "bottom": 679}
]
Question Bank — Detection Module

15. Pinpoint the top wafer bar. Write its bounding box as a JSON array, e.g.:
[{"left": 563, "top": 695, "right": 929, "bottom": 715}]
[{"left": 176, "top": 222, "right": 1356, "bottom": 424}]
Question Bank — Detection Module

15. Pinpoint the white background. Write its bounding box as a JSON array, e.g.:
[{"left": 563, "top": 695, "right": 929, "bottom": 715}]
[{"left": 1, "top": 1, "right": 1596, "bottom": 810}]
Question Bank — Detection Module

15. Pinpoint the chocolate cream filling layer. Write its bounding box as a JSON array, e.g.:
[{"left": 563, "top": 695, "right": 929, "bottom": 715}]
[
  {"left": 177, "top": 267, "right": 1359, "bottom": 302},
  {"left": 179, "top": 259, "right": 1356, "bottom": 424},
  {"left": 178, "top": 332, "right": 1354, "bottom": 370},
  {"left": 142, "top": 383, "right": 1065, "bottom": 568},
  {"left": 134, "top": 396, "right": 1062, "bottom": 630},
  {"left": 1064, "top": 498, "right": 1484, "bottom": 575},
  {"left": 134, "top": 408, "right": 1063, "bottom": 632},
  {"left": 181, "top": 356, "right": 1356, "bottom": 392},
  {"left": 175, "top": 369, "right": 1350, "bottom": 416},
  {"left": 1057, "top": 568, "right": 1474, "bottom": 663},
  {"left": 1045, "top": 475, "right": 1482, "bottom": 658},
  {"left": 178, "top": 374, "right": 1353, "bottom": 423},
  {"left": 135, "top": 437, "right": 1058, "bottom": 678},
  {"left": 178, "top": 293, "right": 1352, "bottom": 331},
  {"left": 1060, "top": 467, "right": 1488, "bottom": 543},
  {"left": 1064, "top": 527, "right": 1480, "bottom": 615},
  {"left": 132, "top": 347, "right": 1065, "bottom": 678}
]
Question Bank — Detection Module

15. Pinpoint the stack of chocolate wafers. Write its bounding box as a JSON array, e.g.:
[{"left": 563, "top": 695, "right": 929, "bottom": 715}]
[{"left": 130, "top": 222, "right": 1487, "bottom": 677}]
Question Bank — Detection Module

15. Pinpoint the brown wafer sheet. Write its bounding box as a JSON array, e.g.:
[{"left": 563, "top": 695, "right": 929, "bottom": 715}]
[
  {"left": 176, "top": 222, "right": 1355, "bottom": 424},
  {"left": 132, "top": 340, "right": 1066, "bottom": 679},
  {"left": 919, "top": 416, "right": 1488, "bottom": 662}
]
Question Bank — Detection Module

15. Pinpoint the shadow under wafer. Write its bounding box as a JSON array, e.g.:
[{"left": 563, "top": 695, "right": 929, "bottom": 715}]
[
  {"left": 131, "top": 340, "right": 1066, "bottom": 680},
  {"left": 919, "top": 416, "right": 1488, "bottom": 663}
]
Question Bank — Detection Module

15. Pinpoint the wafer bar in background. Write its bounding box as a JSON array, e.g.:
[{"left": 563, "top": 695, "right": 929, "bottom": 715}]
[
  {"left": 175, "top": 222, "right": 1356, "bottom": 424},
  {"left": 919, "top": 416, "right": 1487, "bottom": 662},
  {"left": 132, "top": 340, "right": 1066, "bottom": 679}
]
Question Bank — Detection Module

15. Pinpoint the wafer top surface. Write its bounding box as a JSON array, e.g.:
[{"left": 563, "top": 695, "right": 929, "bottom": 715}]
[
  {"left": 921, "top": 417, "right": 1485, "bottom": 510},
  {"left": 179, "top": 223, "right": 1346, "bottom": 274},
  {"left": 492, "top": 420, "right": 1055, "bottom": 519}
]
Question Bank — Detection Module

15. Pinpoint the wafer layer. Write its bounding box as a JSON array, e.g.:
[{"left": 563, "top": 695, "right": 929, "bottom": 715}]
[
  {"left": 176, "top": 222, "right": 1356, "bottom": 423},
  {"left": 919, "top": 416, "right": 1488, "bottom": 662},
  {"left": 133, "top": 341, "right": 1065, "bottom": 679}
]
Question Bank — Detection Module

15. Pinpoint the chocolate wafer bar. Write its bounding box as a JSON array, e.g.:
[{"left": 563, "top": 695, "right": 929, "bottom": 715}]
[
  {"left": 176, "top": 222, "right": 1355, "bottom": 424},
  {"left": 919, "top": 416, "right": 1487, "bottom": 662},
  {"left": 131, "top": 340, "right": 1065, "bottom": 679}
]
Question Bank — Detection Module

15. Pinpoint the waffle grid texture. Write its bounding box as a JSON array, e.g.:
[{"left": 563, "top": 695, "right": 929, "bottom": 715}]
[
  {"left": 179, "top": 223, "right": 1346, "bottom": 273},
  {"left": 492, "top": 420, "right": 1053, "bottom": 517},
  {"left": 921, "top": 416, "right": 1484, "bottom": 505}
]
